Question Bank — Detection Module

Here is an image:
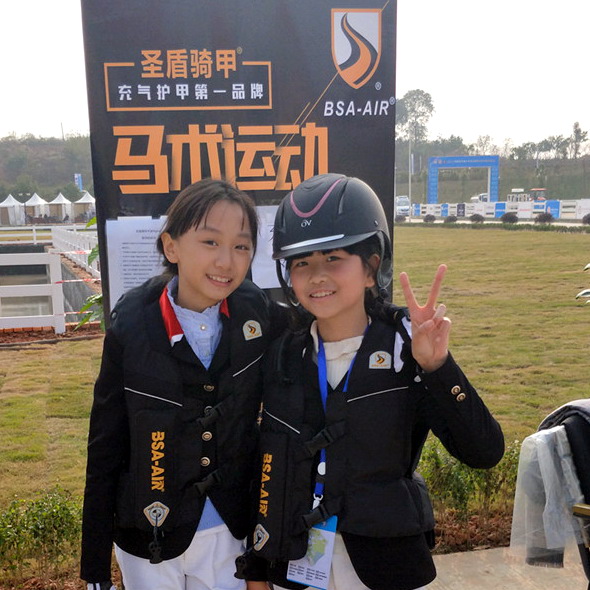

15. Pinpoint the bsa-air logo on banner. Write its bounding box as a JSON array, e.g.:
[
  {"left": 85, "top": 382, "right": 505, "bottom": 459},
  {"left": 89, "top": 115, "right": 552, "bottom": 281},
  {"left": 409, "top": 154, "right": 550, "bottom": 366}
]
[
  {"left": 80, "top": 0, "right": 396, "bottom": 319},
  {"left": 331, "top": 9, "right": 382, "bottom": 89}
]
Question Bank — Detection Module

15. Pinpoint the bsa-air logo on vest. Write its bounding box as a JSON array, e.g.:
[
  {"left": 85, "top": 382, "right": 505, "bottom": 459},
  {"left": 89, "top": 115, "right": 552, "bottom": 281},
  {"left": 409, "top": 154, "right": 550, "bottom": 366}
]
[
  {"left": 331, "top": 9, "right": 382, "bottom": 89},
  {"left": 243, "top": 320, "right": 262, "bottom": 341},
  {"left": 143, "top": 501, "right": 170, "bottom": 527},
  {"left": 253, "top": 523, "right": 270, "bottom": 551},
  {"left": 369, "top": 351, "right": 391, "bottom": 369}
]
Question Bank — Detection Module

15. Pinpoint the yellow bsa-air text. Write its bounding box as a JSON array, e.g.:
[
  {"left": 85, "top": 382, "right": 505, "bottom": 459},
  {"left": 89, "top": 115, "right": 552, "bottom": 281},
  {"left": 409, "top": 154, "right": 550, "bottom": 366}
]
[
  {"left": 259, "top": 452, "right": 272, "bottom": 517},
  {"left": 151, "top": 431, "right": 165, "bottom": 491}
]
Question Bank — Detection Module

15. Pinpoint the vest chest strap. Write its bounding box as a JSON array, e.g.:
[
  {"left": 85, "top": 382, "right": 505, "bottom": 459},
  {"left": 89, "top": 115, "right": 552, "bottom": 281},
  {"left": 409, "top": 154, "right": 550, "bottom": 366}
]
[
  {"left": 295, "top": 420, "right": 346, "bottom": 461},
  {"left": 193, "top": 468, "right": 222, "bottom": 495},
  {"left": 196, "top": 399, "right": 226, "bottom": 429},
  {"left": 297, "top": 496, "right": 343, "bottom": 532}
]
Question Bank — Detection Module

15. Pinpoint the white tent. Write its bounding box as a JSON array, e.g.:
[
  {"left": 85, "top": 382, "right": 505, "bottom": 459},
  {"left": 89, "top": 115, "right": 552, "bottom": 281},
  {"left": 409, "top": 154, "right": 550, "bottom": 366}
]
[
  {"left": 0, "top": 194, "right": 26, "bottom": 226},
  {"left": 72, "top": 191, "right": 96, "bottom": 222},
  {"left": 48, "top": 193, "right": 73, "bottom": 222},
  {"left": 24, "top": 192, "right": 49, "bottom": 220}
]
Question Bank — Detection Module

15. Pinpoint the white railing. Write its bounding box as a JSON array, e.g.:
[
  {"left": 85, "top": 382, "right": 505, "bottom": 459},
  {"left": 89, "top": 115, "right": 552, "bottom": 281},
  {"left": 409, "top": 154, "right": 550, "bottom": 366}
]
[
  {"left": 0, "top": 252, "right": 66, "bottom": 334},
  {"left": 0, "top": 225, "right": 54, "bottom": 244},
  {"left": 51, "top": 227, "right": 100, "bottom": 278}
]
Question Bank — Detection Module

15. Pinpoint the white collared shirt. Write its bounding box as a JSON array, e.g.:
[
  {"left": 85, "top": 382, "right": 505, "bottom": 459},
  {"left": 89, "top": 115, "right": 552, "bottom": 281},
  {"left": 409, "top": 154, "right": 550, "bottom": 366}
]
[
  {"left": 310, "top": 320, "right": 366, "bottom": 389},
  {"left": 166, "top": 276, "right": 222, "bottom": 369}
]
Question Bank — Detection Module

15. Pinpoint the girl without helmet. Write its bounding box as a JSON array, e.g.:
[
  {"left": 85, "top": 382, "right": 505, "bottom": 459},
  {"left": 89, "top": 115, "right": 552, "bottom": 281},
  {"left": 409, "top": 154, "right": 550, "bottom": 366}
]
[
  {"left": 239, "top": 173, "right": 504, "bottom": 590},
  {"left": 81, "top": 178, "right": 282, "bottom": 590}
]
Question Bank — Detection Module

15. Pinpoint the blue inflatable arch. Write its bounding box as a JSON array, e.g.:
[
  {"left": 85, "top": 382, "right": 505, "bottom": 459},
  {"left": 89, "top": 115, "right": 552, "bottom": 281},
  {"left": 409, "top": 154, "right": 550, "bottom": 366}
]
[{"left": 427, "top": 156, "right": 499, "bottom": 204}]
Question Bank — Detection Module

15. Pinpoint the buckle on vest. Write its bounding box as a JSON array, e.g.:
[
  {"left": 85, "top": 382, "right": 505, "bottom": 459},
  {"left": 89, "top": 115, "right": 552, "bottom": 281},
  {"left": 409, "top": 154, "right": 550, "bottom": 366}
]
[
  {"left": 194, "top": 469, "right": 221, "bottom": 494},
  {"left": 296, "top": 496, "right": 343, "bottom": 533},
  {"left": 302, "top": 502, "right": 330, "bottom": 529},
  {"left": 197, "top": 403, "right": 224, "bottom": 429},
  {"left": 302, "top": 421, "right": 346, "bottom": 457}
]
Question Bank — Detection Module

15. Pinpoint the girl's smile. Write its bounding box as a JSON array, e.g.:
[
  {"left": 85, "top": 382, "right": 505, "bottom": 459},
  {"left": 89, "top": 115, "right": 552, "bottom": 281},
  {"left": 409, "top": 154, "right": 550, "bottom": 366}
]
[{"left": 309, "top": 289, "right": 335, "bottom": 299}]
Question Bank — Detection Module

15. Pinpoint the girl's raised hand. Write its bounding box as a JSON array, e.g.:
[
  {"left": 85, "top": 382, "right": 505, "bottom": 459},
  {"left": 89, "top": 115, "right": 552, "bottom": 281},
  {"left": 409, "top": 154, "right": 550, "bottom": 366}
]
[{"left": 399, "top": 264, "right": 451, "bottom": 373}]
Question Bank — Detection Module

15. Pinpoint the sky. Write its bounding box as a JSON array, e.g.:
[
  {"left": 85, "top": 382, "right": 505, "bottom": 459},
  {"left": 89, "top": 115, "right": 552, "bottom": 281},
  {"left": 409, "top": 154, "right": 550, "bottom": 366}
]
[{"left": 2, "top": 0, "right": 589, "bottom": 147}]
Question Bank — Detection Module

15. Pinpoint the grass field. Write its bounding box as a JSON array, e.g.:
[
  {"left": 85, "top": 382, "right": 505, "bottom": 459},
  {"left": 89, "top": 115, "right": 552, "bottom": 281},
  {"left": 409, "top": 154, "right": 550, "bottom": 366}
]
[
  {"left": 0, "top": 337, "right": 102, "bottom": 505},
  {"left": 1, "top": 224, "right": 590, "bottom": 506},
  {"left": 393, "top": 225, "right": 590, "bottom": 440}
]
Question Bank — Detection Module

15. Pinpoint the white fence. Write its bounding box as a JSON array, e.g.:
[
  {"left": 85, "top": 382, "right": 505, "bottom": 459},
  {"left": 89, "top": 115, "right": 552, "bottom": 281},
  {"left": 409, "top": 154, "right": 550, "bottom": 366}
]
[
  {"left": 51, "top": 227, "right": 100, "bottom": 278},
  {"left": 0, "top": 225, "right": 54, "bottom": 245},
  {"left": 0, "top": 252, "right": 66, "bottom": 334}
]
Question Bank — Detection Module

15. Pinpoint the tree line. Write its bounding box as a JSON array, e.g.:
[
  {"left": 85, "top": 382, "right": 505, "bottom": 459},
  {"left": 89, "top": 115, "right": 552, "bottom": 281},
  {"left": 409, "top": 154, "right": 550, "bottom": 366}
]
[
  {"left": 0, "top": 134, "right": 93, "bottom": 202},
  {"left": 1, "top": 92, "right": 588, "bottom": 203},
  {"left": 395, "top": 89, "right": 589, "bottom": 166}
]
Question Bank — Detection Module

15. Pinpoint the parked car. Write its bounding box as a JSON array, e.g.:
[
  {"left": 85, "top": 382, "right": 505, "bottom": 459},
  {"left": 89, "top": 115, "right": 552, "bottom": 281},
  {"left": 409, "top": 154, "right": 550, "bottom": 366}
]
[{"left": 395, "top": 195, "right": 410, "bottom": 216}]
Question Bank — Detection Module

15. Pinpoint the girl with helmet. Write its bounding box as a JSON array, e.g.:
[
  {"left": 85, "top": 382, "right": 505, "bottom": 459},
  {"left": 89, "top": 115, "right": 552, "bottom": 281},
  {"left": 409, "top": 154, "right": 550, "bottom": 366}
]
[{"left": 242, "top": 173, "right": 504, "bottom": 590}]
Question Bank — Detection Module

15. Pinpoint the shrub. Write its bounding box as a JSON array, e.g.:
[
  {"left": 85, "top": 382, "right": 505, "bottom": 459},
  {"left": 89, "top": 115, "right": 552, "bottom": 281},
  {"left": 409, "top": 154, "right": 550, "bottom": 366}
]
[
  {"left": 0, "top": 498, "right": 28, "bottom": 581},
  {"left": 500, "top": 212, "right": 519, "bottom": 224},
  {"left": 534, "top": 211, "right": 554, "bottom": 224},
  {"left": 0, "top": 487, "right": 82, "bottom": 583},
  {"left": 443, "top": 215, "right": 458, "bottom": 224},
  {"left": 423, "top": 214, "right": 436, "bottom": 223},
  {"left": 469, "top": 213, "right": 485, "bottom": 224},
  {"left": 394, "top": 214, "right": 407, "bottom": 223},
  {"left": 583, "top": 213, "right": 590, "bottom": 225},
  {"left": 419, "top": 437, "right": 520, "bottom": 519},
  {"left": 24, "top": 488, "right": 82, "bottom": 576}
]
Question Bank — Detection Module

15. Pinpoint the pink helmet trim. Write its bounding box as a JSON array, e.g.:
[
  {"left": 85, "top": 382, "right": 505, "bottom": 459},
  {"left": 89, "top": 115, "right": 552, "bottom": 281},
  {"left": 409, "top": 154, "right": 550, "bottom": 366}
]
[{"left": 289, "top": 178, "right": 344, "bottom": 218}]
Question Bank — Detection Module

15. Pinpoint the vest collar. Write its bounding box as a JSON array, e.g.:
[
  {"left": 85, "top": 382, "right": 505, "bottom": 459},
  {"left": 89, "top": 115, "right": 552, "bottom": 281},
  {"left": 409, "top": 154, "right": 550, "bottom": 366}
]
[{"left": 158, "top": 285, "right": 230, "bottom": 347}]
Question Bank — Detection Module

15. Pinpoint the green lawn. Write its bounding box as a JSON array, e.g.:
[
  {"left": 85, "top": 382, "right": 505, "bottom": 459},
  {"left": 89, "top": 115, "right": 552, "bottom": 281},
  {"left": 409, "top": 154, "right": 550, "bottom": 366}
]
[
  {"left": 1, "top": 224, "right": 590, "bottom": 505},
  {"left": 0, "top": 338, "right": 102, "bottom": 505},
  {"left": 393, "top": 225, "right": 590, "bottom": 440}
]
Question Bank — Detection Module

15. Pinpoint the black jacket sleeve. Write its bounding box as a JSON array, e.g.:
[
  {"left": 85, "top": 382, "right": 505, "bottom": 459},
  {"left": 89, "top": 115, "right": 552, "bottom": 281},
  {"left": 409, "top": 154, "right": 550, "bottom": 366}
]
[
  {"left": 417, "top": 353, "right": 505, "bottom": 469},
  {"left": 80, "top": 329, "right": 129, "bottom": 582}
]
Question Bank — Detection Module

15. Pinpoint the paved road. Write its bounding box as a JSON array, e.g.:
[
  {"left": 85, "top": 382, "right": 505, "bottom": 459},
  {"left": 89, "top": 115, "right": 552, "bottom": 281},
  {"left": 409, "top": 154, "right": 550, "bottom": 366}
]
[{"left": 430, "top": 546, "right": 587, "bottom": 589}]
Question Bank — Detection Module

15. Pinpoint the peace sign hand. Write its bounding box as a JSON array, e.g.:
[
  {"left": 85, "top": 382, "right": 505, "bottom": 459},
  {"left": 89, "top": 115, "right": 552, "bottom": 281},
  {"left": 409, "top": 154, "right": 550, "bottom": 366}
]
[{"left": 399, "top": 264, "right": 451, "bottom": 373}]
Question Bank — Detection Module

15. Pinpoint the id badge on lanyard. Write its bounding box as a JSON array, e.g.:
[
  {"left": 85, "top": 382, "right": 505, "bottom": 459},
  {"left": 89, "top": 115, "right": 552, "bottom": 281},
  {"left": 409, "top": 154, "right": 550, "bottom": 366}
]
[
  {"left": 286, "top": 514, "right": 338, "bottom": 590},
  {"left": 287, "top": 336, "right": 359, "bottom": 590}
]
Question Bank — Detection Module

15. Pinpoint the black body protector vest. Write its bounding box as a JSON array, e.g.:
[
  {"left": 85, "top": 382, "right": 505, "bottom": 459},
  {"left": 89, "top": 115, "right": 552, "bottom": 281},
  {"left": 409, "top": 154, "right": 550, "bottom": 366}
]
[
  {"left": 111, "top": 278, "right": 274, "bottom": 561},
  {"left": 252, "top": 312, "right": 435, "bottom": 563}
]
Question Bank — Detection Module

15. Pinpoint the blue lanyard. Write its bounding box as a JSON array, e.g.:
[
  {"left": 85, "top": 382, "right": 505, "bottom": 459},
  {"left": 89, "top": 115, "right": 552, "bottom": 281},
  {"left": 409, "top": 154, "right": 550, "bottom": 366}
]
[{"left": 314, "top": 336, "right": 358, "bottom": 507}]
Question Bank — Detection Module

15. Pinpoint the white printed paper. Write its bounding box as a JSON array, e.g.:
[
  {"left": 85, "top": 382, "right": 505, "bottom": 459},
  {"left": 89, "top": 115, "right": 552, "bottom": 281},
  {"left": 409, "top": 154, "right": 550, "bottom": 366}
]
[
  {"left": 251, "top": 205, "right": 279, "bottom": 289},
  {"left": 106, "top": 217, "right": 166, "bottom": 310}
]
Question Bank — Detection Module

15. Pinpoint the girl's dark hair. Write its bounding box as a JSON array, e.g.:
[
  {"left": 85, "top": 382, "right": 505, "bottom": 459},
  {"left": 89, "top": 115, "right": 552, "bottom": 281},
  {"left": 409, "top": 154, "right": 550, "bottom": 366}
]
[
  {"left": 341, "top": 235, "right": 382, "bottom": 312},
  {"left": 157, "top": 178, "right": 258, "bottom": 275}
]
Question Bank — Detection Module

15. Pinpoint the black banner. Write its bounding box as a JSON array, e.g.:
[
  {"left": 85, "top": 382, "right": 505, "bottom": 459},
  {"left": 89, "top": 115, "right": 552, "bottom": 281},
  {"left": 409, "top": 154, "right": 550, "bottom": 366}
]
[{"left": 81, "top": 0, "right": 397, "bottom": 312}]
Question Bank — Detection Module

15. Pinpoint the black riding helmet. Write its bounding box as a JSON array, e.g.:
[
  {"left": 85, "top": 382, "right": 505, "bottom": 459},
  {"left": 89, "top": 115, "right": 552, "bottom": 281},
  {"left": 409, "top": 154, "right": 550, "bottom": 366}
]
[{"left": 273, "top": 173, "right": 393, "bottom": 297}]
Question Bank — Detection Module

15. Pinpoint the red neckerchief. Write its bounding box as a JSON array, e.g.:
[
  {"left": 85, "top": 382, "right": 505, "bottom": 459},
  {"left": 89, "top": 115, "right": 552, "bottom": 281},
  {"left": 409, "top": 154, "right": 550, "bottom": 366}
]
[{"left": 158, "top": 285, "right": 230, "bottom": 347}]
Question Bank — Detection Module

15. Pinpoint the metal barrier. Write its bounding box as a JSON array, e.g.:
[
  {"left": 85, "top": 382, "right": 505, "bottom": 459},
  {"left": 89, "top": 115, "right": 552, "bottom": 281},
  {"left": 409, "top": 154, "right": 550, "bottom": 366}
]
[
  {"left": 412, "top": 199, "right": 590, "bottom": 220},
  {"left": 0, "top": 251, "right": 66, "bottom": 334}
]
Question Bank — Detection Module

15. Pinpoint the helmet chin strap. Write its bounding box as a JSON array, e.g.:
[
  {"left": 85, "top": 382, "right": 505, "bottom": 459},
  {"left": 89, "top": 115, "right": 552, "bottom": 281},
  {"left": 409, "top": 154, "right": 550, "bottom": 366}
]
[
  {"left": 375, "top": 233, "right": 393, "bottom": 295},
  {"left": 276, "top": 260, "right": 300, "bottom": 307},
  {"left": 378, "top": 286, "right": 391, "bottom": 301}
]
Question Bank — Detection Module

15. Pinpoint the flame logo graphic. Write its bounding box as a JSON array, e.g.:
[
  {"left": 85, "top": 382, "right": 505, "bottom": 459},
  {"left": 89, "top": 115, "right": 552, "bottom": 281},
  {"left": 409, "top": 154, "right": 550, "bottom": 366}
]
[{"left": 332, "top": 9, "right": 381, "bottom": 89}]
